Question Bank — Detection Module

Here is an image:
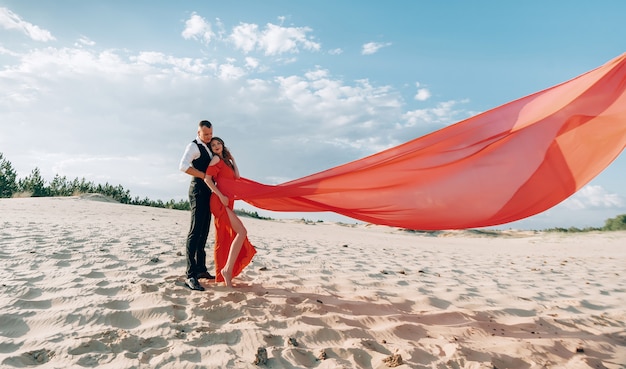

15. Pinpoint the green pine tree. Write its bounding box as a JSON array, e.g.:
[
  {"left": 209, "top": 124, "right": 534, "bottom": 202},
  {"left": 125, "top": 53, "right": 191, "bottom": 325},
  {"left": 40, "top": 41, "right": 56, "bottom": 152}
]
[
  {"left": 18, "top": 167, "right": 48, "bottom": 197},
  {"left": 0, "top": 153, "right": 19, "bottom": 198}
]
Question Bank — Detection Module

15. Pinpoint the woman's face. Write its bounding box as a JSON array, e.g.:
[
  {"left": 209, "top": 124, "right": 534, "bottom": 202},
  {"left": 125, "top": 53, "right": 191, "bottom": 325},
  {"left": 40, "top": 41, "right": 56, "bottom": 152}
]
[{"left": 210, "top": 139, "right": 223, "bottom": 155}]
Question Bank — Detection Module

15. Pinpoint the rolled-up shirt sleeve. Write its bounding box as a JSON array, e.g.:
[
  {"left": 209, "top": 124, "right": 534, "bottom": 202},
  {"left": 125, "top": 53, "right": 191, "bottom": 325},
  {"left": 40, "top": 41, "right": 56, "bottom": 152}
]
[{"left": 179, "top": 142, "right": 199, "bottom": 172}]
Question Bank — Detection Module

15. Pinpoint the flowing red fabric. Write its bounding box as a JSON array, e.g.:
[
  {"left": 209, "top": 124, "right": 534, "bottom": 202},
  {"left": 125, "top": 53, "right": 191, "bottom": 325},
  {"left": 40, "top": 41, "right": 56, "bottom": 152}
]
[
  {"left": 222, "top": 53, "right": 626, "bottom": 230},
  {"left": 207, "top": 160, "right": 256, "bottom": 282}
]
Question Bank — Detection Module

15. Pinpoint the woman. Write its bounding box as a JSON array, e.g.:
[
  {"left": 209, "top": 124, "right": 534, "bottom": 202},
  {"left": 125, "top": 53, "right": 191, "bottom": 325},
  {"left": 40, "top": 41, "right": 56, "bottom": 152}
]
[{"left": 203, "top": 137, "right": 256, "bottom": 287}]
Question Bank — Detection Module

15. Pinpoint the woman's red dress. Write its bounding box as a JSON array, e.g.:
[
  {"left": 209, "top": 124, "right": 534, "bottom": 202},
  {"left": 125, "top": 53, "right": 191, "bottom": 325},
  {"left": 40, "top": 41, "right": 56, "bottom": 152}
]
[{"left": 206, "top": 159, "right": 256, "bottom": 283}]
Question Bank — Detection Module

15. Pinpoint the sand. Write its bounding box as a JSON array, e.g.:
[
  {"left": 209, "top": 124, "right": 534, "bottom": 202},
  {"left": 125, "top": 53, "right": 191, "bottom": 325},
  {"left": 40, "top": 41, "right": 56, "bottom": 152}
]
[{"left": 0, "top": 196, "right": 625, "bottom": 368}]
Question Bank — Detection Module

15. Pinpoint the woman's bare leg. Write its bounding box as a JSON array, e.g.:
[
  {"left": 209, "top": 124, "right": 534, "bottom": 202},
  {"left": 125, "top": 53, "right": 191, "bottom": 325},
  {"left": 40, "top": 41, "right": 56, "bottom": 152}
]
[{"left": 221, "top": 207, "right": 247, "bottom": 287}]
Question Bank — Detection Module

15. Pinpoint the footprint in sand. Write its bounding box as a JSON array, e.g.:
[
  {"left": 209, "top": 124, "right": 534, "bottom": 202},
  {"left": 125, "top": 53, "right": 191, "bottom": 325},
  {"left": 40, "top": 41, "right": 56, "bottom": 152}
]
[
  {"left": 94, "top": 286, "right": 123, "bottom": 296},
  {"left": 283, "top": 347, "right": 318, "bottom": 367},
  {"left": 102, "top": 299, "right": 131, "bottom": 310},
  {"left": 0, "top": 314, "right": 29, "bottom": 339},
  {"left": 8, "top": 349, "right": 54, "bottom": 366}
]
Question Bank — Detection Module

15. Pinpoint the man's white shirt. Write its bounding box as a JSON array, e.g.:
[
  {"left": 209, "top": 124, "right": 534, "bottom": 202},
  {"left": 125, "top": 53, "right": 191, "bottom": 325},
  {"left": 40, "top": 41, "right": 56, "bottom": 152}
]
[{"left": 179, "top": 137, "right": 213, "bottom": 172}]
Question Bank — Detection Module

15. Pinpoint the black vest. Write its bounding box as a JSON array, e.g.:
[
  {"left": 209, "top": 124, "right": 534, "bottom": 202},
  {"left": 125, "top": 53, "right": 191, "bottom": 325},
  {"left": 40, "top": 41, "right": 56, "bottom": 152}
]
[{"left": 191, "top": 140, "right": 212, "bottom": 186}]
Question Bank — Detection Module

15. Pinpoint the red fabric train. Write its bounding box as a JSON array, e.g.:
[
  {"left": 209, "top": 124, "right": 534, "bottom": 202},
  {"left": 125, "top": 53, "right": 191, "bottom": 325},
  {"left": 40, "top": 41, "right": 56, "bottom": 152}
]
[{"left": 220, "top": 53, "right": 626, "bottom": 230}]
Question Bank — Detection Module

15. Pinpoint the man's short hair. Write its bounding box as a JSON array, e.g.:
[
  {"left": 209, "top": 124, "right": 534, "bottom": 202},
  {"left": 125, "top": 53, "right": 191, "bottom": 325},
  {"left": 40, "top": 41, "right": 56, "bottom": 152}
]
[{"left": 199, "top": 120, "right": 212, "bottom": 128}]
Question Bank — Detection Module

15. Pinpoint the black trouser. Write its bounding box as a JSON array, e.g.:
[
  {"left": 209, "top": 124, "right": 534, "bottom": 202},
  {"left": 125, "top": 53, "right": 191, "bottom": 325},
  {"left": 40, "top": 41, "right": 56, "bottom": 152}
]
[{"left": 186, "top": 179, "right": 212, "bottom": 278}]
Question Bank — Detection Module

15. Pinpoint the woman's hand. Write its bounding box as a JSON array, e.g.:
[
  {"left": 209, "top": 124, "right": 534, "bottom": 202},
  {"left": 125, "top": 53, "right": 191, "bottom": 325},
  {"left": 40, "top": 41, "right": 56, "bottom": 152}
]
[{"left": 217, "top": 192, "right": 229, "bottom": 206}]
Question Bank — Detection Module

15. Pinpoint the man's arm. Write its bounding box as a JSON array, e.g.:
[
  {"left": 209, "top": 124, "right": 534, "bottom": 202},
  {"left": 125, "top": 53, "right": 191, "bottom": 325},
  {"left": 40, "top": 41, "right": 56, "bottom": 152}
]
[
  {"left": 179, "top": 142, "right": 205, "bottom": 179},
  {"left": 185, "top": 166, "right": 207, "bottom": 179}
]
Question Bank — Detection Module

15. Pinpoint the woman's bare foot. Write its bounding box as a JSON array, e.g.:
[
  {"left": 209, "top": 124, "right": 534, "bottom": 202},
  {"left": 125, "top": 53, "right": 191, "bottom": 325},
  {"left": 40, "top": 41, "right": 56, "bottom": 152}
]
[{"left": 221, "top": 268, "right": 233, "bottom": 287}]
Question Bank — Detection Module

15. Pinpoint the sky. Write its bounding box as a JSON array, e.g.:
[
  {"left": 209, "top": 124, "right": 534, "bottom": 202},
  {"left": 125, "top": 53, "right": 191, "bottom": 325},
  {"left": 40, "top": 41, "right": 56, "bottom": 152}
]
[{"left": 1, "top": 1, "right": 625, "bottom": 230}]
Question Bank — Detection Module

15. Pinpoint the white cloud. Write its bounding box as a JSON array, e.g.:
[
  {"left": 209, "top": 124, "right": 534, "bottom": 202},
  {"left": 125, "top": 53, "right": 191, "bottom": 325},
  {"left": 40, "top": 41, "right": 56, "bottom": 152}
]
[
  {"left": 181, "top": 13, "right": 214, "bottom": 44},
  {"left": 402, "top": 100, "right": 469, "bottom": 127},
  {"left": 245, "top": 57, "right": 259, "bottom": 69},
  {"left": 230, "top": 23, "right": 259, "bottom": 53},
  {"left": 361, "top": 41, "right": 391, "bottom": 55},
  {"left": 274, "top": 72, "right": 400, "bottom": 132},
  {"left": 0, "top": 45, "right": 20, "bottom": 57},
  {"left": 0, "top": 7, "right": 55, "bottom": 42},
  {"left": 134, "top": 51, "right": 169, "bottom": 65},
  {"left": 497, "top": 184, "right": 626, "bottom": 230},
  {"left": 562, "top": 185, "right": 623, "bottom": 210},
  {"left": 75, "top": 36, "right": 95, "bottom": 47},
  {"left": 181, "top": 15, "right": 321, "bottom": 63},
  {"left": 413, "top": 82, "right": 431, "bottom": 101},
  {"left": 219, "top": 63, "right": 246, "bottom": 80},
  {"left": 261, "top": 23, "right": 320, "bottom": 55},
  {"left": 415, "top": 88, "right": 431, "bottom": 101},
  {"left": 230, "top": 22, "right": 320, "bottom": 56},
  {"left": 214, "top": 17, "right": 227, "bottom": 39},
  {"left": 132, "top": 51, "right": 212, "bottom": 74},
  {"left": 328, "top": 48, "right": 343, "bottom": 55}
]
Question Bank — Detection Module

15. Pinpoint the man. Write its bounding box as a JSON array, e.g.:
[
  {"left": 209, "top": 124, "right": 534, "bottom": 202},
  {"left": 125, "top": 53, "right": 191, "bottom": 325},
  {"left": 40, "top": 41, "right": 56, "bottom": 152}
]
[{"left": 179, "top": 120, "right": 216, "bottom": 291}]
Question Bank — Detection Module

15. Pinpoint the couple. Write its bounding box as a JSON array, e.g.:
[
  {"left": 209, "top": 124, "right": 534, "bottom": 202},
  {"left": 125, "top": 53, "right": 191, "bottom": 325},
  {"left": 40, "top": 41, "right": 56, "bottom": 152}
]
[{"left": 179, "top": 120, "right": 256, "bottom": 291}]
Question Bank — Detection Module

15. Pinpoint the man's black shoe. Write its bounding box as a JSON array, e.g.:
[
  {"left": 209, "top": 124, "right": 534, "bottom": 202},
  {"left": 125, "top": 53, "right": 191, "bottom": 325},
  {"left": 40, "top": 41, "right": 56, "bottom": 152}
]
[
  {"left": 185, "top": 277, "right": 205, "bottom": 291},
  {"left": 197, "top": 271, "right": 215, "bottom": 280}
]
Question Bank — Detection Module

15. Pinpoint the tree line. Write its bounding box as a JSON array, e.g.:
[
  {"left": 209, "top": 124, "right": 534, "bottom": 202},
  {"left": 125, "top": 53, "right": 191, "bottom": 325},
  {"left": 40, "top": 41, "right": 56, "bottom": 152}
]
[
  {"left": 0, "top": 152, "right": 271, "bottom": 219},
  {"left": 1, "top": 152, "right": 623, "bottom": 229},
  {"left": 0, "top": 152, "right": 189, "bottom": 210}
]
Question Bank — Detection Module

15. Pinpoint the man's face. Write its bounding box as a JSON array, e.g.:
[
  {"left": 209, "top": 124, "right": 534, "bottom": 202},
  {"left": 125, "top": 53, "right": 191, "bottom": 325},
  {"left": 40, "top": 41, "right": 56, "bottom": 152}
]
[{"left": 198, "top": 126, "right": 213, "bottom": 144}]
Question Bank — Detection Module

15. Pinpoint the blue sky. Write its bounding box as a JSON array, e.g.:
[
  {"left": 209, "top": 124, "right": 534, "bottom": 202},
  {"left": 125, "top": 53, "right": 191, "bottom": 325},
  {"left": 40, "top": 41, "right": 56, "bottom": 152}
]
[{"left": 1, "top": 1, "right": 625, "bottom": 230}]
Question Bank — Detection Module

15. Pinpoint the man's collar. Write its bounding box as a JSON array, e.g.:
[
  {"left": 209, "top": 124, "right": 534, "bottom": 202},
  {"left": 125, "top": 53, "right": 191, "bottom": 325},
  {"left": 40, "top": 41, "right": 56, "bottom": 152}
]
[
  {"left": 196, "top": 137, "right": 210, "bottom": 146},
  {"left": 196, "top": 137, "right": 212, "bottom": 156}
]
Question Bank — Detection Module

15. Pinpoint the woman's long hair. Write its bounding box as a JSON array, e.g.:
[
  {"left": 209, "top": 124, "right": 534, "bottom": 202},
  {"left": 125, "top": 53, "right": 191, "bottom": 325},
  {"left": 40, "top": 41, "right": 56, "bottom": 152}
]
[{"left": 210, "top": 137, "right": 234, "bottom": 170}]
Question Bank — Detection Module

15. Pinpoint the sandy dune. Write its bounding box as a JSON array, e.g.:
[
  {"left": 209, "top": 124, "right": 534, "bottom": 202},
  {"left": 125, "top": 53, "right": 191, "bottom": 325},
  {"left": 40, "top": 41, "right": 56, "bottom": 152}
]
[{"left": 1, "top": 196, "right": 625, "bottom": 368}]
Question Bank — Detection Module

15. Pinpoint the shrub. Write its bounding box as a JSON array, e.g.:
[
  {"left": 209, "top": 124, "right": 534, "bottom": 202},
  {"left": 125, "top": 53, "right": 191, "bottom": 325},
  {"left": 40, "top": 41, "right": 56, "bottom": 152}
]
[{"left": 603, "top": 214, "right": 626, "bottom": 231}]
